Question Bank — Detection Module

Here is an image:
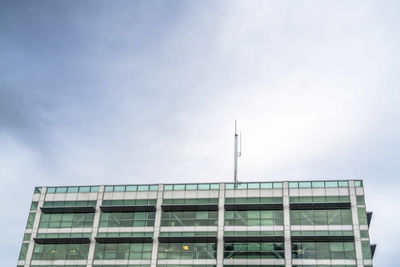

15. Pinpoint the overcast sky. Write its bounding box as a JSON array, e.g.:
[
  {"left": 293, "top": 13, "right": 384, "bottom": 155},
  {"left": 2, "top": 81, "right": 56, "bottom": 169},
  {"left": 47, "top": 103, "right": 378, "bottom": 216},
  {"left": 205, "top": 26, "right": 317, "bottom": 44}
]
[{"left": 1, "top": 0, "right": 400, "bottom": 265}]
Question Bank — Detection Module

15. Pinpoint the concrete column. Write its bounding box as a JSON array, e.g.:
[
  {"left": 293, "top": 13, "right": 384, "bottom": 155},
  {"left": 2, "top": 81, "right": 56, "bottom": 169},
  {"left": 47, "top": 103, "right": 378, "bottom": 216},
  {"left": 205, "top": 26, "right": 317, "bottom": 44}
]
[
  {"left": 349, "top": 181, "right": 363, "bottom": 266},
  {"left": 216, "top": 183, "right": 225, "bottom": 267},
  {"left": 87, "top": 186, "right": 104, "bottom": 266},
  {"left": 283, "top": 181, "right": 292, "bottom": 267},
  {"left": 150, "top": 184, "right": 164, "bottom": 267},
  {"left": 25, "top": 187, "right": 47, "bottom": 267}
]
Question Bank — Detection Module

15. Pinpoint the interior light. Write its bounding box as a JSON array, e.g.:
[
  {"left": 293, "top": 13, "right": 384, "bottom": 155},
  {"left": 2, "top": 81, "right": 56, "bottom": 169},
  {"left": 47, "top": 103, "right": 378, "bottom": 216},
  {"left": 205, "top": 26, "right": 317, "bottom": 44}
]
[{"left": 182, "top": 245, "right": 189, "bottom": 250}]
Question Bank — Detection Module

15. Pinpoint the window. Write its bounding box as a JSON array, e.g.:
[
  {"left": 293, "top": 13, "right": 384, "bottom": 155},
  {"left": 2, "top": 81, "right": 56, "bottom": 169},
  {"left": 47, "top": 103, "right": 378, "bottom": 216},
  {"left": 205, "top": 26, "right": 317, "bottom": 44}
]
[
  {"left": 99, "top": 212, "right": 155, "bottom": 227},
  {"left": 26, "top": 212, "right": 36, "bottom": 229},
  {"left": 357, "top": 196, "right": 365, "bottom": 205},
  {"left": 30, "top": 202, "right": 38, "bottom": 211},
  {"left": 43, "top": 200, "right": 97, "bottom": 207},
  {"left": 358, "top": 208, "right": 368, "bottom": 225},
  {"left": 290, "top": 196, "right": 350, "bottom": 203},
  {"left": 46, "top": 186, "right": 99, "bottom": 193},
  {"left": 292, "top": 242, "right": 355, "bottom": 259},
  {"left": 224, "top": 242, "right": 284, "bottom": 259},
  {"left": 102, "top": 199, "right": 156, "bottom": 206},
  {"left": 224, "top": 231, "right": 283, "bottom": 236},
  {"left": 290, "top": 209, "right": 352, "bottom": 225},
  {"left": 97, "top": 232, "right": 153, "bottom": 238},
  {"left": 39, "top": 213, "right": 95, "bottom": 228},
  {"left": 360, "top": 230, "right": 370, "bottom": 238},
  {"left": 225, "top": 197, "right": 283, "bottom": 204},
  {"left": 158, "top": 243, "right": 216, "bottom": 259},
  {"left": 32, "top": 243, "right": 89, "bottom": 260},
  {"left": 34, "top": 187, "right": 42, "bottom": 194},
  {"left": 161, "top": 211, "right": 218, "bottom": 227},
  {"left": 23, "top": 233, "right": 31, "bottom": 241},
  {"left": 163, "top": 198, "right": 218, "bottom": 205},
  {"left": 355, "top": 180, "right": 363, "bottom": 187},
  {"left": 163, "top": 183, "right": 219, "bottom": 191},
  {"left": 18, "top": 243, "right": 29, "bottom": 260},
  {"left": 225, "top": 210, "right": 283, "bottom": 226},
  {"left": 362, "top": 241, "right": 372, "bottom": 259},
  {"left": 94, "top": 243, "right": 152, "bottom": 260}
]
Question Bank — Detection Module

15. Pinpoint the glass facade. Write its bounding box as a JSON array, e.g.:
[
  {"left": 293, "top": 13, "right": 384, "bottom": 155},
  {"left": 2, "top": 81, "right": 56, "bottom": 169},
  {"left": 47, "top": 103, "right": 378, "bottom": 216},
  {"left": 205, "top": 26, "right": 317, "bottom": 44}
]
[{"left": 19, "top": 180, "right": 374, "bottom": 266}]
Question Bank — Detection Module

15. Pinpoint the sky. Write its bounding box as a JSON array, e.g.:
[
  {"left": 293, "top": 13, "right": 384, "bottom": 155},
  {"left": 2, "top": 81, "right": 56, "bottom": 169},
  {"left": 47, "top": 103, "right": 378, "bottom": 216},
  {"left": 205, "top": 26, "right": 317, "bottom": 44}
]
[{"left": 1, "top": 0, "right": 400, "bottom": 265}]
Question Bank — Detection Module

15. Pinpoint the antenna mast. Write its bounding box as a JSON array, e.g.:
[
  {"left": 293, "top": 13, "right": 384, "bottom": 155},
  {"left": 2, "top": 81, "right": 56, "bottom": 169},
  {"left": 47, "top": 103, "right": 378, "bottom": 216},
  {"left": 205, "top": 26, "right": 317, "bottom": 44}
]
[{"left": 234, "top": 120, "right": 241, "bottom": 184}]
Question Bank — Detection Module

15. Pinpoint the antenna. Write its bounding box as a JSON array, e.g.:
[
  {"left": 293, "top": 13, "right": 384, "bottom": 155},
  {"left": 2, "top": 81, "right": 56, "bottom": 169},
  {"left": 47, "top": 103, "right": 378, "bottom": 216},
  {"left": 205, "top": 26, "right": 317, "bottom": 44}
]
[{"left": 234, "top": 120, "right": 242, "bottom": 185}]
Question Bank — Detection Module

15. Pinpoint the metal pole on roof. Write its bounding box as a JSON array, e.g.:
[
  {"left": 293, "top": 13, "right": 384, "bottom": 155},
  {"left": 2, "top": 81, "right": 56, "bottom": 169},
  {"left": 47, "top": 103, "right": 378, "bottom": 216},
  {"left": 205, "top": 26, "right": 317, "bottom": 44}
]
[{"left": 234, "top": 120, "right": 241, "bottom": 185}]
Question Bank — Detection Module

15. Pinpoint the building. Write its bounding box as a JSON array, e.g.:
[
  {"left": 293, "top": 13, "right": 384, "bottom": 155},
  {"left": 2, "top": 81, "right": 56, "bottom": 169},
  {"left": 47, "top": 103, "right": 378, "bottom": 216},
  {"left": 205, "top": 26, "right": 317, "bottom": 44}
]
[{"left": 18, "top": 180, "right": 375, "bottom": 267}]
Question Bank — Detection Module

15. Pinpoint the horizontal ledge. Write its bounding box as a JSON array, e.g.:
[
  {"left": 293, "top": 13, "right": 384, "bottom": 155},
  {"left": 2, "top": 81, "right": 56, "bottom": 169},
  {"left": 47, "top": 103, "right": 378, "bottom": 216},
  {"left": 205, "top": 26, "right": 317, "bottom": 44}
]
[
  {"left": 225, "top": 204, "right": 283, "bottom": 211},
  {"left": 158, "top": 236, "right": 217, "bottom": 243},
  {"left": 34, "top": 237, "right": 91, "bottom": 244},
  {"left": 291, "top": 236, "right": 354, "bottom": 242},
  {"left": 371, "top": 244, "right": 377, "bottom": 258},
  {"left": 161, "top": 204, "right": 218, "bottom": 212},
  {"left": 100, "top": 205, "right": 156, "bottom": 212},
  {"left": 95, "top": 237, "right": 153, "bottom": 243},
  {"left": 290, "top": 202, "right": 351, "bottom": 210},
  {"left": 367, "top": 211, "right": 373, "bottom": 227},
  {"left": 40, "top": 206, "right": 96, "bottom": 214},
  {"left": 224, "top": 236, "right": 284, "bottom": 242}
]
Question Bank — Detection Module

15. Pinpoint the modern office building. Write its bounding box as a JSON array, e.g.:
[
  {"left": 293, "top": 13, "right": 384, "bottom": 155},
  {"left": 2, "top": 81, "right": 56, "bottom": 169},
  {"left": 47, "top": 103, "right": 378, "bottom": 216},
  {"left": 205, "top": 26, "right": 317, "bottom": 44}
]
[{"left": 18, "top": 180, "right": 375, "bottom": 267}]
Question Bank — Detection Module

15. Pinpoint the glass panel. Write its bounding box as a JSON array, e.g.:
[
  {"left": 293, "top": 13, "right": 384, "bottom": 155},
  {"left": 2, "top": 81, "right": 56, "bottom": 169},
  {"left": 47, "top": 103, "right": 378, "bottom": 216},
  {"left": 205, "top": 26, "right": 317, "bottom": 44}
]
[
  {"left": 34, "top": 187, "right": 42, "bottom": 194},
  {"left": 149, "top": 185, "right": 158, "bottom": 191},
  {"left": 326, "top": 181, "right": 338, "bottom": 187},
  {"left": 273, "top": 182, "right": 283, "bottom": 189},
  {"left": 289, "top": 182, "right": 298, "bottom": 188},
  {"left": 79, "top": 186, "right": 90, "bottom": 192},
  {"left": 90, "top": 186, "right": 99, "bottom": 192},
  {"left": 174, "top": 184, "right": 185, "bottom": 190},
  {"left": 138, "top": 185, "right": 149, "bottom": 191},
  {"left": 104, "top": 186, "right": 114, "bottom": 192},
  {"left": 355, "top": 180, "right": 363, "bottom": 187},
  {"left": 56, "top": 187, "right": 67, "bottom": 193},
  {"left": 126, "top": 185, "right": 137, "bottom": 191},
  {"left": 164, "top": 185, "right": 173, "bottom": 190},
  {"left": 30, "top": 202, "right": 38, "bottom": 211},
  {"left": 67, "top": 187, "right": 79, "bottom": 193},
  {"left": 185, "top": 184, "right": 197, "bottom": 190},
  {"left": 312, "top": 181, "right": 324, "bottom": 188},
  {"left": 260, "top": 182, "right": 273, "bottom": 189},
  {"left": 198, "top": 184, "right": 210, "bottom": 190},
  {"left": 46, "top": 187, "right": 56, "bottom": 193},
  {"left": 298, "top": 182, "right": 311, "bottom": 188},
  {"left": 113, "top": 186, "right": 125, "bottom": 192},
  {"left": 225, "top": 183, "right": 235, "bottom": 189},
  {"left": 210, "top": 184, "right": 219, "bottom": 190},
  {"left": 248, "top": 183, "right": 260, "bottom": 189}
]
